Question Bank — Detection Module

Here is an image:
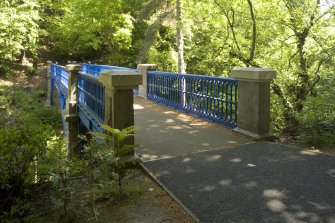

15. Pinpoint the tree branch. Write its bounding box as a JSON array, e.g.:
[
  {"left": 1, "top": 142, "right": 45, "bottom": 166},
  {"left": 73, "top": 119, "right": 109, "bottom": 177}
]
[{"left": 246, "top": 0, "right": 256, "bottom": 63}]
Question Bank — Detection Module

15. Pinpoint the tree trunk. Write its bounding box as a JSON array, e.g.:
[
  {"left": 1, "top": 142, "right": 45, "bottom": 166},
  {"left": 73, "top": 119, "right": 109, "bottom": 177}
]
[{"left": 176, "top": 0, "right": 186, "bottom": 73}]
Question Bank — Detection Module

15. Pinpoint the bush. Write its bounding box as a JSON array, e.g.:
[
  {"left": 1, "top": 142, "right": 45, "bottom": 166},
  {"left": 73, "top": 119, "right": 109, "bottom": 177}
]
[{"left": 0, "top": 85, "right": 62, "bottom": 220}]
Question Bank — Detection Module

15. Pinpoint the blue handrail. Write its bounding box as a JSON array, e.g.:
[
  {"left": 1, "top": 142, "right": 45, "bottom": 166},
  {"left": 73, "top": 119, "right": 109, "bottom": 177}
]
[
  {"left": 78, "top": 72, "right": 105, "bottom": 132},
  {"left": 50, "top": 63, "right": 69, "bottom": 135},
  {"left": 81, "top": 63, "right": 134, "bottom": 78},
  {"left": 147, "top": 71, "right": 238, "bottom": 128}
]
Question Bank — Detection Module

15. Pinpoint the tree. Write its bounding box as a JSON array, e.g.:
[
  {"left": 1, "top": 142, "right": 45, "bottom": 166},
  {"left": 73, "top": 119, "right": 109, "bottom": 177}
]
[
  {"left": 46, "top": 0, "right": 135, "bottom": 65},
  {"left": 137, "top": 0, "right": 187, "bottom": 73},
  {"left": 0, "top": 0, "right": 40, "bottom": 63}
]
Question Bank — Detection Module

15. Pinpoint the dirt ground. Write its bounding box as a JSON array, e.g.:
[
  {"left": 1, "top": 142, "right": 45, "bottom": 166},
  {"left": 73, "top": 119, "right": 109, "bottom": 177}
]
[
  {"left": 29, "top": 169, "right": 195, "bottom": 223},
  {"left": 0, "top": 64, "right": 195, "bottom": 223},
  {"left": 79, "top": 170, "right": 195, "bottom": 223}
]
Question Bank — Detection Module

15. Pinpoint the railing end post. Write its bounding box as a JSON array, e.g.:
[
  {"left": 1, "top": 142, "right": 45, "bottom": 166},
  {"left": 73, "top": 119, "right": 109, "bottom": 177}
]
[
  {"left": 65, "top": 64, "right": 81, "bottom": 158},
  {"left": 66, "top": 64, "right": 82, "bottom": 71},
  {"left": 231, "top": 67, "right": 277, "bottom": 139},
  {"left": 137, "top": 64, "right": 157, "bottom": 99}
]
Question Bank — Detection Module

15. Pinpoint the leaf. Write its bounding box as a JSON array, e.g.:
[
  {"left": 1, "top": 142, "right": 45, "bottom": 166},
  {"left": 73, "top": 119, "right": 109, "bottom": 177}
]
[{"left": 101, "top": 124, "right": 121, "bottom": 135}]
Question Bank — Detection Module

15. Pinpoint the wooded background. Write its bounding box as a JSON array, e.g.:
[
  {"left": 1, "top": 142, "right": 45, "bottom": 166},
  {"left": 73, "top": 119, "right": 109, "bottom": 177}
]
[{"left": 1, "top": 0, "right": 334, "bottom": 146}]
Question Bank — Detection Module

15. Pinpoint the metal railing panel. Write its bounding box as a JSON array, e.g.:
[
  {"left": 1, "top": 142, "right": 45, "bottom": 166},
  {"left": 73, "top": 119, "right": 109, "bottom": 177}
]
[
  {"left": 78, "top": 72, "right": 105, "bottom": 130},
  {"left": 147, "top": 71, "right": 238, "bottom": 128}
]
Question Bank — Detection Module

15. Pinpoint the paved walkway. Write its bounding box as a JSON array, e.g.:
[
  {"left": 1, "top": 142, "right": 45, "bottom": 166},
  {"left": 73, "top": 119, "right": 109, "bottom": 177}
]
[{"left": 134, "top": 97, "right": 335, "bottom": 223}]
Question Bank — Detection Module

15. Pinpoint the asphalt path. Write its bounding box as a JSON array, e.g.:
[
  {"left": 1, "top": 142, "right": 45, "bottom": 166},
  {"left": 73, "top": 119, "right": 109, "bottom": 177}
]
[
  {"left": 134, "top": 97, "right": 335, "bottom": 223},
  {"left": 143, "top": 142, "right": 335, "bottom": 223}
]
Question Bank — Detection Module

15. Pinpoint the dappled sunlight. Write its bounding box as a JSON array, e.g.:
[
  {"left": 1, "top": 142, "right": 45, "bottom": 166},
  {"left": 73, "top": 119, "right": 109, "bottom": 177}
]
[
  {"left": 187, "top": 130, "right": 200, "bottom": 135},
  {"left": 282, "top": 210, "right": 322, "bottom": 223},
  {"left": 0, "top": 79, "right": 13, "bottom": 86},
  {"left": 267, "top": 199, "right": 287, "bottom": 212},
  {"left": 206, "top": 154, "right": 222, "bottom": 161},
  {"left": 165, "top": 118, "right": 174, "bottom": 123},
  {"left": 300, "top": 149, "right": 322, "bottom": 156},
  {"left": 227, "top": 140, "right": 237, "bottom": 144},
  {"left": 137, "top": 153, "right": 173, "bottom": 162},
  {"left": 182, "top": 157, "right": 191, "bottom": 163},
  {"left": 219, "top": 179, "right": 232, "bottom": 187},
  {"left": 201, "top": 185, "right": 216, "bottom": 192},
  {"left": 133, "top": 103, "right": 144, "bottom": 110},
  {"left": 165, "top": 125, "right": 189, "bottom": 130},
  {"left": 327, "top": 169, "right": 335, "bottom": 177},
  {"left": 201, "top": 143, "right": 210, "bottom": 147},
  {"left": 230, "top": 157, "right": 242, "bottom": 163},
  {"left": 243, "top": 181, "right": 258, "bottom": 189},
  {"left": 263, "top": 189, "right": 286, "bottom": 199}
]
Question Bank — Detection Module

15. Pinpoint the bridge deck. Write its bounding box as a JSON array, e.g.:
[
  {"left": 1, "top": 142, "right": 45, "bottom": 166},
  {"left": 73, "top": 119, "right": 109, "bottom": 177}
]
[
  {"left": 134, "top": 96, "right": 252, "bottom": 162},
  {"left": 134, "top": 96, "right": 335, "bottom": 223}
]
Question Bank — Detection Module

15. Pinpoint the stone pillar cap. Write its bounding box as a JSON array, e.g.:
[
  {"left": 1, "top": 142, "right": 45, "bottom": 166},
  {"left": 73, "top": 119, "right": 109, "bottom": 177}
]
[
  {"left": 66, "top": 64, "right": 82, "bottom": 71},
  {"left": 137, "top": 64, "right": 157, "bottom": 69},
  {"left": 231, "top": 67, "right": 276, "bottom": 81},
  {"left": 99, "top": 70, "right": 142, "bottom": 88}
]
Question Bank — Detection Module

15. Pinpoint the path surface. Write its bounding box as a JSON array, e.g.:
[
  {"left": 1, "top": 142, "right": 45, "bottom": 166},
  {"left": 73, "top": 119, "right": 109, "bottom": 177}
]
[{"left": 134, "top": 97, "right": 335, "bottom": 223}]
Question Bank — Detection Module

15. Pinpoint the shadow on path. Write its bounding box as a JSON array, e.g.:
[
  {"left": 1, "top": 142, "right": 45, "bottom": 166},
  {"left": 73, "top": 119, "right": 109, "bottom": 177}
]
[{"left": 134, "top": 97, "right": 335, "bottom": 222}]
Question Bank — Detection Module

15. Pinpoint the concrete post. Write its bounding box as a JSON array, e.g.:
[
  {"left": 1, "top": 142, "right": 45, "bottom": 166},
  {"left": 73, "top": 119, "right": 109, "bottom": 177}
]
[
  {"left": 46, "top": 61, "right": 53, "bottom": 106},
  {"left": 231, "top": 68, "right": 276, "bottom": 139},
  {"left": 99, "top": 70, "right": 142, "bottom": 156},
  {"left": 65, "top": 64, "right": 81, "bottom": 159},
  {"left": 137, "top": 64, "right": 157, "bottom": 98}
]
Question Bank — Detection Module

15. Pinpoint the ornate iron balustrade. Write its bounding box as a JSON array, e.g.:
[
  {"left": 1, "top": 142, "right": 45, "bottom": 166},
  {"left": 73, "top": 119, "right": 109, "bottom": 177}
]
[{"left": 147, "top": 71, "right": 238, "bottom": 128}]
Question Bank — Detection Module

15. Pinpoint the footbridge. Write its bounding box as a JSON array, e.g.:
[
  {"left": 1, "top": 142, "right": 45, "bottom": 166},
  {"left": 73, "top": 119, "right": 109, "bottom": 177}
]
[
  {"left": 48, "top": 61, "right": 276, "bottom": 156},
  {"left": 47, "top": 62, "right": 335, "bottom": 222}
]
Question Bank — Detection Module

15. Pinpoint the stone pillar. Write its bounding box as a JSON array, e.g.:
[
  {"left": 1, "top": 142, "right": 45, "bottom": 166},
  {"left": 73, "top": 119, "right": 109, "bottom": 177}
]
[
  {"left": 231, "top": 68, "right": 276, "bottom": 139},
  {"left": 65, "top": 64, "right": 81, "bottom": 159},
  {"left": 99, "top": 70, "right": 142, "bottom": 155},
  {"left": 46, "top": 61, "right": 53, "bottom": 106},
  {"left": 137, "top": 64, "right": 157, "bottom": 98}
]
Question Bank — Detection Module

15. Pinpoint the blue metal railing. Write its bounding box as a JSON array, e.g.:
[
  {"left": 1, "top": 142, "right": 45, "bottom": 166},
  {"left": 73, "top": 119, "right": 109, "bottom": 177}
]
[
  {"left": 78, "top": 72, "right": 105, "bottom": 132},
  {"left": 50, "top": 62, "right": 136, "bottom": 134},
  {"left": 147, "top": 71, "right": 238, "bottom": 128},
  {"left": 50, "top": 63, "right": 69, "bottom": 134},
  {"left": 81, "top": 63, "right": 134, "bottom": 78},
  {"left": 50, "top": 62, "right": 238, "bottom": 134}
]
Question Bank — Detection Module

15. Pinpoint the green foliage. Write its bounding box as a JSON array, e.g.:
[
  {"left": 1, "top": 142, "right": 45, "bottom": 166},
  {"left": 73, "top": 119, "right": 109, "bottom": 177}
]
[
  {"left": 43, "top": 137, "right": 86, "bottom": 221},
  {"left": 0, "top": 0, "right": 40, "bottom": 62},
  {"left": 46, "top": 0, "right": 135, "bottom": 64},
  {"left": 0, "top": 85, "right": 61, "bottom": 220},
  {"left": 296, "top": 77, "right": 335, "bottom": 146},
  {"left": 85, "top": 125, "right": 139, "bottom": 195}
]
